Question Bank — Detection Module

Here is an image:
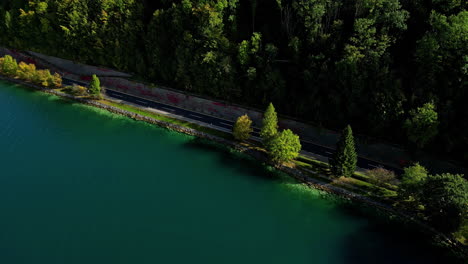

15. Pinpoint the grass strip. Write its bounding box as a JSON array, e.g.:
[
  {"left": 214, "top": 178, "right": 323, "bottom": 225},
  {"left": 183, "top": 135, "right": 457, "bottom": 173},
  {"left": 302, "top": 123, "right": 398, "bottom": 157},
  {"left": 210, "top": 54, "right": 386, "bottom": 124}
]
[{"left": 101, "top": 100, "right": 232, "bottom": 139}]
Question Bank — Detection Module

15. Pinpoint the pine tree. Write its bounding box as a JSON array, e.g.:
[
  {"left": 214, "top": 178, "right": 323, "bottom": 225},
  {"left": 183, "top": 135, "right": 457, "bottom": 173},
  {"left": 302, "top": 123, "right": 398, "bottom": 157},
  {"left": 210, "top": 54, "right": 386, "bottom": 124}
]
[
  {"left": 89, "top": 74, "right": 101, "bottom": 95},
  {"left": 233, "top": 114, "right": 253, "bottom": 141},
  {"left": 260, "top": 102, "right": 278, "bottom": 148},
  {"left": 330, "top": 125, "right": 357, "bottom": 177}
]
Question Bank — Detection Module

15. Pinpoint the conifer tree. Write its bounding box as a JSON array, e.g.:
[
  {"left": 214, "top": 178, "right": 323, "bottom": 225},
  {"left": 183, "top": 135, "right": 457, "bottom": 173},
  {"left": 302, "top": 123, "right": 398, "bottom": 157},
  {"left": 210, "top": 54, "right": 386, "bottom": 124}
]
[
  {"left": 260, "top": 102, "right": 278, "bottom": 148},
  {"left": 89, "top": 74, "right": 101, "bottom": 95},
  {"left": 233, "top": 114, "right": 253, "bottom": 141},
  {"left": 330, "top": 125, "right": 357, "bottom": 177}
]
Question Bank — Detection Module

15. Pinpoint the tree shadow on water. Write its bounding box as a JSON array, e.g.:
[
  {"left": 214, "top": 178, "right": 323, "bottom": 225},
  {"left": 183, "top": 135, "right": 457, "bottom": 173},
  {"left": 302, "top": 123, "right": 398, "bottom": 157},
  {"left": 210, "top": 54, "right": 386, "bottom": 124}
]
[
  {"left": 335, "top": 203, "right": 463, "bottom": 264},
  {"left": 182, "top": 138, "right": 298, "bottom": 184}
]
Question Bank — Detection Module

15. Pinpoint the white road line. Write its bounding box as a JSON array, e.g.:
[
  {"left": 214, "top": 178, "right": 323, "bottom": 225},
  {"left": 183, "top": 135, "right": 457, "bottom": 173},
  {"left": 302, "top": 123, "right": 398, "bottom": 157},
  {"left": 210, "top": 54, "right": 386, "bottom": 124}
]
[
  {"left": 220, "top": 122, "right": 233, "bottom": 126},
  {"left": 325, "top": 151, "right": 333, "bottom": 155},
  {"left": 162, "top": 107, "right": 174, "bottom": 112},
  {"left": 189, "top": 114, "right": 204, "bottom": 119},
  {"left": 368, "top": 164, "right": 380, "bottom": 168}
]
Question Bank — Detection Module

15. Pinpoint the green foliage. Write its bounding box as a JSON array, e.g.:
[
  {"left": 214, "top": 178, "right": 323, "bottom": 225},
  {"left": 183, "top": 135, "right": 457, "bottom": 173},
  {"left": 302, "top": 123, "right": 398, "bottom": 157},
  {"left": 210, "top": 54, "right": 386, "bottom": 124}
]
[
  {"left": 63, "top": 85, "right": 87, "bottom": 96},
  {"left": 401, "top": 163, "right": 428, "bottom": 187},
  {"left": 404, "top": 103, "right": 439, "bottom": 148},
  {"left": 398, "top": 163, "right": 428, "bottom": 201},
  {"left": 419, "top": 173, "right": 468, "bottom": 233},
  {"left": 268, "top": 129, "right": 301, "bottom": 164},
  {"left": 89, "top": 74, "right": 101, "bottom": 95},
  {"left": 0, "top": 0, "right": 466, "bottom": 161},
  {"left": 260, "top": 103, "right": 278, "bottom": 148},
  {"left": 330, "top": 125, "right": 357, "bottom": 178},
  {"left": 0, "top": 55, "right": 18, "bottom": 76},
  {"left": 233, "top": 114, "right": 253, "bottom": 141},
  {"left": 0, "top": 55, "right": 62, "bottom": 88}
]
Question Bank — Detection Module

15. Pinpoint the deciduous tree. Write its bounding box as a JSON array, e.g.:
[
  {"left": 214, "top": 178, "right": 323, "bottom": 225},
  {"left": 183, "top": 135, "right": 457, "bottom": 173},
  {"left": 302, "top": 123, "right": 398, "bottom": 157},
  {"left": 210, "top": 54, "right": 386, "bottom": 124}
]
[
  {"left": 420, "top": 173, "right": 468, "bottom": 233},
  {"left": 404, "top": 103, "right": 439, "bottom": 148},
  {"left": 269, "top": 129, "right": 301, "bottom": 164},
  {"left": 233, "top": 114, "right": 253, "bottom": 141}
]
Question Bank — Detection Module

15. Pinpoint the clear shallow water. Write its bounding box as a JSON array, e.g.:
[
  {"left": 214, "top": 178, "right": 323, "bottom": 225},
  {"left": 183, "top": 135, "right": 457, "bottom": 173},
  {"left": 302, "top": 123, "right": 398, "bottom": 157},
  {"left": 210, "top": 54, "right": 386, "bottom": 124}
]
[{"left": 0, "top": 80, "right": 454, "bottom": 263}]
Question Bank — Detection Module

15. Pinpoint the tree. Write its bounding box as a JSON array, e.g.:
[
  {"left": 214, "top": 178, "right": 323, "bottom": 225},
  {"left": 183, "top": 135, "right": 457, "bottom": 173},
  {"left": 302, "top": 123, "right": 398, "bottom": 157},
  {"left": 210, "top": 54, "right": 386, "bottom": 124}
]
[
  {"left": 399, "top": 163, "right": 428, "bottom": 199},
  {"left": 268, "top": 129, "right": 301, "bottom": 164},
  {"left": 404, "top": 102, "right": 439, "bottom": 148},
  {"left": 1, "top": 55, "right": 18, "bottom": 76},
  {"left": 52, "top": 72, "right": 62, "bottom": 88},
  {"left": 401, "top": 163, "right": 428, "bottom": 187},
  {"left": 330, "top": 125, "right": 358, "bottom": 177},
  {"left": 419, "top": 173, "right": 468, "bottom": 233},
  {"left": 233, "top": 114, "right": 253, "bottom": 141},
  {"left": 260, "top": 102, "right": 278, "bottom": 148},
  {"left": 89, "top": 74, "right": 101, "bottom": 95},
  {"left": 397, "top": 163, "right": 429, "bottom": 209}
]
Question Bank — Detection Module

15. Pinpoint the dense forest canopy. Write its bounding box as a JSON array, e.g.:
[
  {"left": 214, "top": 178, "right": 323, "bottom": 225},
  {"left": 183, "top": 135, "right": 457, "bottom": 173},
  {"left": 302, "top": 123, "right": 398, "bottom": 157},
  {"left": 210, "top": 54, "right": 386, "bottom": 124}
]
[{"left": 0, "top": 0, "right": 467, "bottom": 162}]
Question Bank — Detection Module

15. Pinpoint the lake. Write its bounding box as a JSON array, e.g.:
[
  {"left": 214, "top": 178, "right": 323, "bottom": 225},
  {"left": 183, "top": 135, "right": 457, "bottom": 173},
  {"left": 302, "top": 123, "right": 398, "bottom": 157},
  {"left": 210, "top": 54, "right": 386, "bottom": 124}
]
[{"left": 0, "top": 80, "right": 454, "bottom": 263}]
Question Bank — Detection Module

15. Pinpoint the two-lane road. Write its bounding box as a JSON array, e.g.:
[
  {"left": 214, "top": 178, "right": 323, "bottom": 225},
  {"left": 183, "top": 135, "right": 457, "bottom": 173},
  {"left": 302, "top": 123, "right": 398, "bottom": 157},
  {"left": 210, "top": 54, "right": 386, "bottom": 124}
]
[{"left": 63, "top": 78, "right": 403, "bottom": 174}]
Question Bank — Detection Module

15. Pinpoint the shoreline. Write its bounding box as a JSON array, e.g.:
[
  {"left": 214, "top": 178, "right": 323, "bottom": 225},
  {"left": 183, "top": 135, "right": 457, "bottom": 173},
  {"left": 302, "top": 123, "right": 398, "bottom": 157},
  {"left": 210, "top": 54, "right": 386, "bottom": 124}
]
[{"left": 1, "top": 75, "right": 466, "bottom": 258}]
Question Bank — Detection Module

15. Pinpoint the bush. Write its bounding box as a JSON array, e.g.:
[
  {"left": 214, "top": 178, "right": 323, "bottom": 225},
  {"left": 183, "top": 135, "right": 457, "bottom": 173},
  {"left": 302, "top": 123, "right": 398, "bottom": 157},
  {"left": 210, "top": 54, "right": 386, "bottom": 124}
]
[
  {"left": 65, "top": 85, "right": 88, "bottom": 96},
  {"left": 366, "top": 167, "right": 399, "bottom": 187}
]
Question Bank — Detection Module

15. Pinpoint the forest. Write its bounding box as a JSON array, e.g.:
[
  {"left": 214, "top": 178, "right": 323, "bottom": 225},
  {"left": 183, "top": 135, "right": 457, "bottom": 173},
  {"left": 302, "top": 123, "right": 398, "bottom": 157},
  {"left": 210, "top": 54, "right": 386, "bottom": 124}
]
[{"left": 0, "top": 0, "right": 466, "bottom": 163}]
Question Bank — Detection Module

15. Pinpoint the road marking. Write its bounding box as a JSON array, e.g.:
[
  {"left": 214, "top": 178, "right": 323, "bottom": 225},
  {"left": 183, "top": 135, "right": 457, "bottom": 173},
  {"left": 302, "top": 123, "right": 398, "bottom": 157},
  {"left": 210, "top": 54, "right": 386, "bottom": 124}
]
[
  {"left": 220, "top": 122, "right": 233, "bottom": 126},
  {"left": 189, "top": 114, "right": 204, "bottom": 119},
  {"left": 162, "top": 107, "right": 174, "bottom": 112},
  {"left": 325, "top": 151, "right": 333, "bottom": 155},
  {"left": 368, "top": 164, "right": 380, "bottom": 168}
]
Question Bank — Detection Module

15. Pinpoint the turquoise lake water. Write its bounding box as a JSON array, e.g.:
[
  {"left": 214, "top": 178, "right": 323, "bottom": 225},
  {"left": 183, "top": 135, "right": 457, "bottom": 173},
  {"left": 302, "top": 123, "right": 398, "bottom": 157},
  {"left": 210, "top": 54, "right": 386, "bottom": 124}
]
[{"left": 0, "top": 80, "right": 456, "bottom": 263}]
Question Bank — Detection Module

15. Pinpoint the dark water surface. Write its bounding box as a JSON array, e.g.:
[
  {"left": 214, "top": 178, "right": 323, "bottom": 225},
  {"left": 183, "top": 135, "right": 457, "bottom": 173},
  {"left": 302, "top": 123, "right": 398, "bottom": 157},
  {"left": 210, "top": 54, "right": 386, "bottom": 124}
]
[{"left": 0, "top": 80, "right": 454, "bottom": 263}]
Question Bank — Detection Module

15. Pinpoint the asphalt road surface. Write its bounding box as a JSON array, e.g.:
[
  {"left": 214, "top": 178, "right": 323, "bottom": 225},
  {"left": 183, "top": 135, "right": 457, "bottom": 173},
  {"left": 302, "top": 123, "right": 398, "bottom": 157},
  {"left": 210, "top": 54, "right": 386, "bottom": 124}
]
[{"left": 63, "top": 78, "right": 404, "bottom": 174}]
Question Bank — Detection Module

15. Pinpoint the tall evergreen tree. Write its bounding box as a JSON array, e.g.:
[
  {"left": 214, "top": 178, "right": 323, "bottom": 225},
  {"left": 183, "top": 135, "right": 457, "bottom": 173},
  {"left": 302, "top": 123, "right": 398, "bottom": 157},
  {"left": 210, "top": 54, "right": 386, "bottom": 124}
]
[
  {"left": 330, "top": 125, "right": 358, "bottom": 177},
  {"left": 260, "top": 102, "right": 278, "bottom": 148},
  {"left": 89, "top": 74, "right": 101, "bottom": 95}
]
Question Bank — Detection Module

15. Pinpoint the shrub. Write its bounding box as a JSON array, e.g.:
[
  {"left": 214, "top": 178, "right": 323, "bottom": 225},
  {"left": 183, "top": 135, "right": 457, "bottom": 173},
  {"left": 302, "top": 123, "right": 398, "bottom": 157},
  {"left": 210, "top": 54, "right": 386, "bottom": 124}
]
[
  {"left": 67, "top": 85, "right": 88, "bottom": 96},
  {"left": 366, "top": 167, "right": 399, "bottom": 187}
]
